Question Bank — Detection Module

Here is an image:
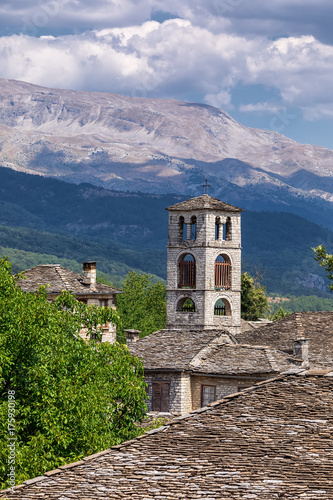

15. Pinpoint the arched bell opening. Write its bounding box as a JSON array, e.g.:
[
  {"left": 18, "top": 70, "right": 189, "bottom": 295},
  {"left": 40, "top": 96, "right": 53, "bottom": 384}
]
[
  {"left": 214, "top": 298, "right": 231, "bottom": 316},
  {"left": 214, "top": 254, "right": 231, "bottom": 289},
  {"left": 178, "top": 253, "right": 196, "bottom": 288},
  {"left": 179, "top": 216, "right": 185, "bottom": 241},
  {"left": 177, "top": 297, "right": 196, "bottom": 313},
  {"left": 226, "top": 216, "right": 232, "bottom": 241}
]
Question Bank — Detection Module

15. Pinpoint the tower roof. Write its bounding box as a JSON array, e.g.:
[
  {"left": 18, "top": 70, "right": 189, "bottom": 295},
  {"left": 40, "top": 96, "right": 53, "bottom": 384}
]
[{"left": 166, "top": 194, "right": 243, "bottom": 212}]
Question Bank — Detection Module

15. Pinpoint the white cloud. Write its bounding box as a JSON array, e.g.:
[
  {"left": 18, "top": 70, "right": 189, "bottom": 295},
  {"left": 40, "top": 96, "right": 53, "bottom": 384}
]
[
  {"left": 1, "top": 18, "right": 333, "bottom": 121},
  {"left": 239, "top": 102, "right": 284, "bottom": 114}
]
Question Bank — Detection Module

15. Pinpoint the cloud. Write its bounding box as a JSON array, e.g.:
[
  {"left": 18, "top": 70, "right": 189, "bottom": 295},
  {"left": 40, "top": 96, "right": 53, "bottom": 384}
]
[
  {"left": 2, "top": 0, "right": 333, "bottom": 44},
  {"left": 0, "top": 18, "right": 333, "bottom": 121},
  {"left": 239, "top": 102, "right": 284, "bottom": 114}
]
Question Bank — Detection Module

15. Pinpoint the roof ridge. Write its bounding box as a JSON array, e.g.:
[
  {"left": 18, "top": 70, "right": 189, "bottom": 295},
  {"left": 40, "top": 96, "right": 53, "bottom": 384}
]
[
  {"left": 263, "top": 346, "right": 283, "bottom": 372},
  {"left": 53, "top": 265, "right": 73, "bottom": 290},
  {"left": 188, "top": 332, "right": 236, "bottom": 368}
]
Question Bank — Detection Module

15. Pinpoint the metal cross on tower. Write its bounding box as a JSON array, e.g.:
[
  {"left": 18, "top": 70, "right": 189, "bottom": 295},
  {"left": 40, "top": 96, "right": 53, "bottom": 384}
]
[{"left": 202, "top": 179, "right": 211, "bottom": 194}]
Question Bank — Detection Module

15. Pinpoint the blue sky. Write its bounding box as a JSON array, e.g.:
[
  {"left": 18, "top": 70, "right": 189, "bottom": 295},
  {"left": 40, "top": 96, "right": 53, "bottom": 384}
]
[{"left": 1, "top": 0, "right": 333, "bottom": 148}]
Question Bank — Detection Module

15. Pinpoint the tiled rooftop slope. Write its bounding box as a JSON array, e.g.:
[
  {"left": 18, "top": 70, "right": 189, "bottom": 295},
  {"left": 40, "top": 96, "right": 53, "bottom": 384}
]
[{"left": 2, "top": 372, "right": 333, "bottom": 499}]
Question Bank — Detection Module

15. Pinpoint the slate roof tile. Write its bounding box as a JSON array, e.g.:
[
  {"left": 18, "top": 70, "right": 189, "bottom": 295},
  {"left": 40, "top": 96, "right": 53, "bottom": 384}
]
[
  {"left": 236, "top": 311, "right": 333, "bottom": 368},
  {"left": 166, "top": 194, "right": 243, "bottom": 212},
  {"left": 3, "top": 374, "right": 333, "bottom": 499},
  {"left": 16, "top": 264, "right": 121, "bottom": 295},
  {"left": 128, "top": 329, "right": 299, "bottom": 374}
]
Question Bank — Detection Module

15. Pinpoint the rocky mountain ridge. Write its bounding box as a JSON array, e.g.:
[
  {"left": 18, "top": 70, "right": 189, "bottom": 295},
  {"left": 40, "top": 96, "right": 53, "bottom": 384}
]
[{"left": 0, "top": 78, "right": 333, "bottom": 227}]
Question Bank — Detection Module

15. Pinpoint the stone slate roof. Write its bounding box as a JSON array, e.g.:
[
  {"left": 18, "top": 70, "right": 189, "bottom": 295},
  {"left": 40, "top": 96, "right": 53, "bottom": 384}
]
[
  {"left": 17, "top": 264, "right": 121, "bottom": 295},
  {"left": 236, "top": 311, "right": 333, "bottom": 369},
  {"left": 128, "top": 329, "right": 235, "bottom": 370},
  {"left": 189, "top": 343, "right": 293, "bottom": 375},
  {"left": 166, "top": 193, "right": 243, "bottom": 212},
  {"left": 128, "top": 329, "right": 296, "bottom": 374},
  {"left": 3, "top": 372, "right": 333, "bottom": 499}
]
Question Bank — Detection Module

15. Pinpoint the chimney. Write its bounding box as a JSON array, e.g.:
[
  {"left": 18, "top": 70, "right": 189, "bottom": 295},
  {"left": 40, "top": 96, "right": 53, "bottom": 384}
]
[
  {"left": 82, "top": 261, "right": 97, "bottom": 290},
  {"left": 126, "top": 329, "right": 141, "bottom": 344},
  {"left": 293, "top": 338, "right": 309, "bottom": 368}
]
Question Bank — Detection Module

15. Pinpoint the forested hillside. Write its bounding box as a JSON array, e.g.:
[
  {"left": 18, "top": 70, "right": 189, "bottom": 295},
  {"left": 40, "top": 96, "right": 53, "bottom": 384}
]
[{"left": 0, "top": 167, "right": 332, "bottom": 296}]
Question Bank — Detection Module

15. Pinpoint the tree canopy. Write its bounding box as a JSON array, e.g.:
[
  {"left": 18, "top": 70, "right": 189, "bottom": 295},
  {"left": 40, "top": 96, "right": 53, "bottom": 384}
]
[
  {"left": 313, "top": 245, "right": 333, "bottom": 292},
  {"left": 0, "top": 258, "right": 147, "bottom": 489},
  {"left": 241, "top": 271, "right": 269, "bottom": 321},
  {"left": 116, "top": 271, "right": 167, "bottom": 340}
]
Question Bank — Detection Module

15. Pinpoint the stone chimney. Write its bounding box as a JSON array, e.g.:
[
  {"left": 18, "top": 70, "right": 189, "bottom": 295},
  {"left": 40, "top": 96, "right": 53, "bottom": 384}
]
[
  {"left": 82, "top": 261, "right": 97, "bottom": 290},
  {"left": 126, "top": 329, "right": 141, "bottom": 344},
  {"left": 293, "top": 338, "right": 309, "bottom": 368}
]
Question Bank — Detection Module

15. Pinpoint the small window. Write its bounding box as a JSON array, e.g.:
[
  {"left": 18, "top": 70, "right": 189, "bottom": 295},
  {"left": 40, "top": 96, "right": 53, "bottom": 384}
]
[
  {"left": 214, "top": 298, "right": 225, "bottom": 316},
  {"left": 177, "top": 297, "right": 195, "bottom": 313},
  {"left": 201, "top": 385, "right": 216, "bottom": 407},
  {"left": 153, "top": 381, "right": 170, "bottom": 412},
  {"left": 191, "top": 216, "right": 197, "bottom": 240},
  {"left": 214, "top": 298, "right": 232, "bottom": 316},
  {"left": 215, "top": 217, "right": 220, "bottom": 240},
  {"left": 179, "top": 216, "right": 185, "bottom": 241},
  {"left": 226, "top": 216, "right": 232, "bottom": 241},
  {"left": 99, "top": 299, "right": 108, "bottom": 307}
]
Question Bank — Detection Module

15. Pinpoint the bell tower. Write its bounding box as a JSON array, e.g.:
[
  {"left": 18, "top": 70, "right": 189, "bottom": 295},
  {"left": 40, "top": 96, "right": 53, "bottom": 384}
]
[{"left": 166, "top": 194, "right": 242, "bottom": 335}]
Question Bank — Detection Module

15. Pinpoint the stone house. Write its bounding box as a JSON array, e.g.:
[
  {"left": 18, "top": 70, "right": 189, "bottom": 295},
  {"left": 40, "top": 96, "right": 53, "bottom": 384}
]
[
  {"left": 3, "top": 372, "right": 333, "bottom": 499},
  {"left": 17, "top": 261, "right": 121, "bottom": 343},
  {"left": 128, "top": 327, "right": 307, "bottom": 414}
]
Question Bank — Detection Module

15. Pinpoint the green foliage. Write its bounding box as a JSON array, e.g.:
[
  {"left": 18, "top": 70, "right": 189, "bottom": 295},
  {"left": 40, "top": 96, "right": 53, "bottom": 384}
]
[
  {"left": 2, "top": 166, "right": 333, "bottom": 297},
  {"left": 268, "top": 306, "right": 289, "bottom": 321},
  {"left": 0, "top": 258, "right": 147, "bottom": 489},
  {"left": 268, "top": 295, "right": 333, "bottom": 314},
  {"left": 313, "top": 245, "right": 333, "bottom": 292},
  {"left": 241, "top": 272, "right": 269, "bottom": 321},
  {"left": 117, "top": 272, "right": 167, "bottom": 341}
]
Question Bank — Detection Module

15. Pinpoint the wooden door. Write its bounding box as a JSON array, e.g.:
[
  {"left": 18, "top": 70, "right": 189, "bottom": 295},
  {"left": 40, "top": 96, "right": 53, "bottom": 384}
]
[{"left": 153, "top": 381, "right": 170, "bottom": 412}]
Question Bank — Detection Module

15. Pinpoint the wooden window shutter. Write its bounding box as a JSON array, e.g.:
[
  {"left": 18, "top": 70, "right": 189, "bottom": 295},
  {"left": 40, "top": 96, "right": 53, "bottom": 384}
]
[{"left": 153, "top": 381, "right": 170, "bottom": 412}]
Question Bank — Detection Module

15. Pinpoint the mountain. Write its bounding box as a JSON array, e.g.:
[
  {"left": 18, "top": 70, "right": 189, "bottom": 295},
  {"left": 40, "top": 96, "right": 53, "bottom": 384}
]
[
  {"left": 0, "top": 79, "right": 333, "bottom": 229},
  {"left": 0, "top": 168, "right": 332, "bottom": 297}
]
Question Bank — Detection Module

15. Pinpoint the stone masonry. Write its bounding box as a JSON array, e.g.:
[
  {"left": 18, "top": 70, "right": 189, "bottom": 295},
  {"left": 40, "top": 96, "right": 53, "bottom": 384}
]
[{"left": 166, "top": 194, "right": 242, "bottom": 335}]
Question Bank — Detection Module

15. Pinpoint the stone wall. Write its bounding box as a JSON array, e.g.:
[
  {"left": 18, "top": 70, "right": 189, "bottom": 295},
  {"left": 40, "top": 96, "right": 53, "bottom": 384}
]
[
  {"left": 145, "top": 371, "right": 192, "bottom": 414},
  {"left": 78, "top": 295, "right": 117, "bottom": 343},
  {"left": 166, "top": 209, "right": 242, "bottom": 335},
  {"left": 191, "top": 374, "right": 267, "bottom": 411}
]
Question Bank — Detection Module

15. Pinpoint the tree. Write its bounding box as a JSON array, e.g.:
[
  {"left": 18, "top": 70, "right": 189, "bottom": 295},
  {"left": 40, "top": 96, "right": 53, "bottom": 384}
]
[
  {"left": 269, "top": 306, "right": 289, "bottom": 321},
  {"left": 241, "top": 271, "right": 268, "bottom": 321},
  {"left": 116, "top": 271, "right": 167, "bottom": 341},
  {"left": 0, "top": 258, "right": 147, "bottom": 489},
  {"left": 313, "top": 245, "right": 333, "bottom": 292}
]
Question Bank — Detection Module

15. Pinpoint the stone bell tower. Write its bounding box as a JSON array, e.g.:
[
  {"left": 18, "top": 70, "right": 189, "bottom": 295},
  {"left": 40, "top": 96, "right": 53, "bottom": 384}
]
[{"left": 166, "top": 193, "right": 242, "bottom": 335}]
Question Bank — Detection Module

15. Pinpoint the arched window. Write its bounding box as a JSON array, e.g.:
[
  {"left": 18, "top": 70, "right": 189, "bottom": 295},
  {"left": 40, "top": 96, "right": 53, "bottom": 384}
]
[
  {"left": 179, "top": 216, "right": 185, "bottom": 241},
  {"left": 177, "top": 297, "right": 196, "bottom": 313},
  {"left": 178, "top": 254, "right": 196, "bottom": 288},
  {"left": 226, "top": 216, "right": 232, "bottom": 241},
  {"left": 191, "top": 216, "right": 197, "bottom": 240},
  {"left": 214, "top": 298, "right": 231, "bottom": 316},
  {"left": 215, "top": 217, "right": 220, "bottom": 240},
  {"left": 214, "top": 254, "right": 231, "bottom": 289}
]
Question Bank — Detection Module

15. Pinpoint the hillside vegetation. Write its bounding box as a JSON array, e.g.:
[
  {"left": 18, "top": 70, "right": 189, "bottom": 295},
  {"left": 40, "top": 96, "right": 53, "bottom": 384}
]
[{"left": 0, "top": 167, "right": 332, "bottom": 296}]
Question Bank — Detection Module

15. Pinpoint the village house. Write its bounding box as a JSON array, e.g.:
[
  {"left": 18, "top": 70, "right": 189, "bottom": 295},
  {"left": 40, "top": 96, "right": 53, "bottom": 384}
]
[
  {"left": 128, "top": 327, "right": 305, "bottom": 414},
  {"left": 3, "top": 371, "right": 333, "bottom": 499},
  {"left": 17, "top": 261, "right": 121, "bottom": 343}
]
